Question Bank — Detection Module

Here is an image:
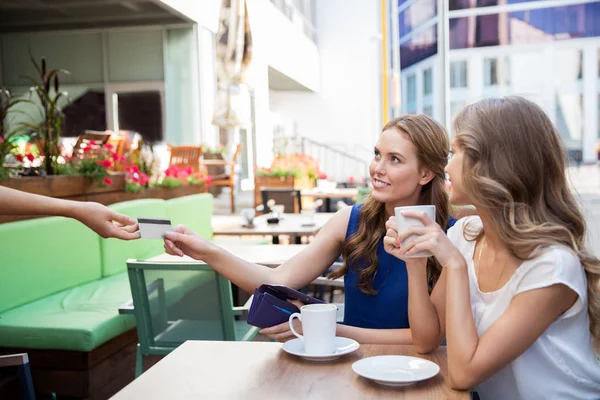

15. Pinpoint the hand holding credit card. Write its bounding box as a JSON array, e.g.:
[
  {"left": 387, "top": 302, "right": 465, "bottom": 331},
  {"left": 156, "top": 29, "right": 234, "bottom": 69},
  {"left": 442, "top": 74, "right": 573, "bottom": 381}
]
[{"left": 137, "top": 218, "right": 173, "bottom": 239}]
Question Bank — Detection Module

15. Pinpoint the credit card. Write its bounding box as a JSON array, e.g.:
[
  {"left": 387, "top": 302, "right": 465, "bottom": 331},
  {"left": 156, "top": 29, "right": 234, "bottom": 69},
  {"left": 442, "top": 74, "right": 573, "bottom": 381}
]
[{"left": 137, "top": 218, "right": 173, "bottom": 239}]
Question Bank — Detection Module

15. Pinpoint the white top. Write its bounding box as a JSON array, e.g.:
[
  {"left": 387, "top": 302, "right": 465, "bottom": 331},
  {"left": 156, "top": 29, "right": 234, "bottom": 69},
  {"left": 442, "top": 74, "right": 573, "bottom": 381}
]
[{"left": 448, "top": 217, "right": 600, "bottom": 400}]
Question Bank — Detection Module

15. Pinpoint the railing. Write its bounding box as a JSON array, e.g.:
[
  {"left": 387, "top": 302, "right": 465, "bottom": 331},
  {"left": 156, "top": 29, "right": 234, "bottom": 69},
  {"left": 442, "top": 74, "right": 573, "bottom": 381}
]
[
  {"left": 268, "top": 0, "right": 317, "bottom": 42},
  {"left": 273, "top": 135, "right": 370, "bottom": 182}
]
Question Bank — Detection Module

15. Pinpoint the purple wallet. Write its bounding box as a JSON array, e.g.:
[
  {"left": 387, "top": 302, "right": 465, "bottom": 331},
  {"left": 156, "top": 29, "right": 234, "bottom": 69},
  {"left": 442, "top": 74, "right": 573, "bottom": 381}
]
[{"left": 247, "top": 284, "right": 325, "bottom": 328}]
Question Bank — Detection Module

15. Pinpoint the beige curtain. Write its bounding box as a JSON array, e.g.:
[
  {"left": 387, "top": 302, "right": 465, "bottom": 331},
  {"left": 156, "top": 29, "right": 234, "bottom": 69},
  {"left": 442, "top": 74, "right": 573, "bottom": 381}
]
[{"left": 212, "top": 0, "right": 253, "bottom": 130}]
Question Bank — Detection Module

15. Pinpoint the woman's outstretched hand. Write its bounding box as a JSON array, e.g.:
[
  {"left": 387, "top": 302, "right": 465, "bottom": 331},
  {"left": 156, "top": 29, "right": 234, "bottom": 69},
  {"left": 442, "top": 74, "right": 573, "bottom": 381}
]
[{"left": 163, "top": 225, "right": 215, "bottom": 260}]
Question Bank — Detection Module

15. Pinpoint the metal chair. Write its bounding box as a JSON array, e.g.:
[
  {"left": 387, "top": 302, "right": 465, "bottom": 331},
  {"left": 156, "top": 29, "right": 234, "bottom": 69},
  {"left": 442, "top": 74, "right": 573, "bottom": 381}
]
[
  {"left": 0, "top": 353, "right": 35, "bottom": 400},
  {"left": 122, "top": 259, "right": 258, "bottom": 377},
  {"left": 261, "top": 188, "right": 303, "bottom": 214}
]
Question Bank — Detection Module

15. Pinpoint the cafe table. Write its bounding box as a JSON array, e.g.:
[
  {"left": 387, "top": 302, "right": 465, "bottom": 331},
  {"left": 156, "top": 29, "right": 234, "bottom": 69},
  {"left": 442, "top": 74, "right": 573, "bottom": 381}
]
[
  {"left": 111, "top": 340, "right": 468, "bottom": 399},
  {"left": 212, "top": 212, "right": 334, "bottom": 244},
  {"left": 301, "top": 187, "right": 359, "bottom": 212}
]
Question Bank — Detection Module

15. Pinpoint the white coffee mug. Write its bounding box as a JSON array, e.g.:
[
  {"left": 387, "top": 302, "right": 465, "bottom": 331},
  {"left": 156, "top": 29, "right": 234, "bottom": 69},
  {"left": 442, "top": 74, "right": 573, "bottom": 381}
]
[
  {"left": 288, "top": 304, "right": 337, "bottom": 355},
  {"left": 240, "top": 208, "right": 256, "bottom": 226},
  {"left": 394, "top": 205, "right": 436, "bottom": 258}
]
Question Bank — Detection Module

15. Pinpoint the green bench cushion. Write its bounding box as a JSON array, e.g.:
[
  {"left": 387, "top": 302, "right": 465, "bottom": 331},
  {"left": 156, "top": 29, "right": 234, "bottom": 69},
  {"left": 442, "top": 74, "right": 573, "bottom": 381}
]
[
  {"left": 166, "top": 194, "right": 213, "bottom": 240},
  {"left": 101, "top": 199, "right": 168, "bottom": 277},
  {"left": 0, "top": 272, "right": 135, "bottom": 352},
  {"left": 0, "top": 216, "right": 102, "bottom": 314}
]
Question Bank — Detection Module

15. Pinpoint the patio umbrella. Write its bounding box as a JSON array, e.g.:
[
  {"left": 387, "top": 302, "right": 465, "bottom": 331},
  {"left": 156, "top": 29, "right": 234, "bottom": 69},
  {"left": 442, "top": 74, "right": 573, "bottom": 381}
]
[{"left": 212, "top": 0, "right": 253, "bottom": 131}]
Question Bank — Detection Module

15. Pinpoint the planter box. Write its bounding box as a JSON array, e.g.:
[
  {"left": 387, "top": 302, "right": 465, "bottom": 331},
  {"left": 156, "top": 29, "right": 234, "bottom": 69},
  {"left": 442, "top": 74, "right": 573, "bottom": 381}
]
[
  {"left": 254, "top": 175, "right": 295, "bottom": 210},
  {"left": 0, "top": 173, "right": 126, "bottom": 198}
]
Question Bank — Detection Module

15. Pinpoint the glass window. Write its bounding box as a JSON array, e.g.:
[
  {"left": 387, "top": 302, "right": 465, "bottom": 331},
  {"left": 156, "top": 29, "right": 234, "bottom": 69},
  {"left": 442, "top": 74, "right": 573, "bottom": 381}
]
[
  {"left": 406, "top": 74, "right": 417, "bottom": 112},
  {"left": 504, "top": 56, "right": 511, "bottom": 86},
  {"left": 450, "top": 0, "right": 546, "bottom": 10},
  {"left": 449, "top": 3, "right": 600, "bottom": 49},
  {"left": 450, "top": 61, "right": 468, "bottom": 88},
  {"left": 555, "top": 93, "right": 583, "bottom": 155},
  {"left": 484, "top": 58, "right": 498, "bottom": 86},
  {"left": 399, "top": 0, "right": 437, "bottom": 38},
  {"left": 400, "top": 23, "right": 438, "bottom": 68},
  {"left": 423, "top": 105, "right": 433, "bottom": 117},
  {"left": 423, "top": 68, "right": 433, "bottom": 95}
]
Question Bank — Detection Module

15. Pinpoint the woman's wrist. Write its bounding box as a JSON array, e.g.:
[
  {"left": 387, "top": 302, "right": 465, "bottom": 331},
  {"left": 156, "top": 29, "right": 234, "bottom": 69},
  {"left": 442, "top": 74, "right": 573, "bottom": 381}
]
[{"left": 442, "top": 253, "right": 467, "bottom": 270}]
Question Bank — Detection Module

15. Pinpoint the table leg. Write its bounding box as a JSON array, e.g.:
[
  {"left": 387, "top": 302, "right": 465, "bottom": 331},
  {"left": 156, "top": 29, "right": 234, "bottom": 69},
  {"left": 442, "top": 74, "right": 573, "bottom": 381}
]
[
  {"left": 324, "top": 198, "right": 332, "bottom": 212},
  {"left": 294, "top": 235, "right": 302, "bottom": 244},
  {"left": 272, "top": 236, "right": 280, "bottom": 245}
]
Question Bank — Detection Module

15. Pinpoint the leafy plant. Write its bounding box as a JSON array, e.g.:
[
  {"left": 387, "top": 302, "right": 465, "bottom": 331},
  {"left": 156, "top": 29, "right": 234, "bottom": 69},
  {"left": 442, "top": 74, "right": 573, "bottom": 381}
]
[
  {"left": 203, "top": 144, "right": 226, "bottom": 154},
  {"left": 255, "top": 167, "right": 300, "bottom": 179},
  {"left": 19, "top": 56, "right": 69, "bottom": 176},
  {"left": 0, "top": 89, "right": 31, "bottom": 171}
]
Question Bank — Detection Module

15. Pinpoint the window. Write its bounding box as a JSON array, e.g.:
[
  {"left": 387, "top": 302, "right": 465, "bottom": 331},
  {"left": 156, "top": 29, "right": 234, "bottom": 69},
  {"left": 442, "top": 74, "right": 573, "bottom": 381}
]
[
  {"left": 423, "top": 105, "right": 433, "bottom": 117},
  {"left": 484, "top": 58, "right": 498, "bottom": 86},
  {"left": 400, "top": 23, "right": 438, "bottom": 69},
  {"left": 449, "top": 3, "right": 600, "bottom": 50},
  {"left": 406, "top": 74, "right": 417, "bottom": 113},
  {"left": 450, "top": 60, "right": 468, "bottom": 88},
  {"left": 423, "top": 68, "right": 433, "bottom": 95}
]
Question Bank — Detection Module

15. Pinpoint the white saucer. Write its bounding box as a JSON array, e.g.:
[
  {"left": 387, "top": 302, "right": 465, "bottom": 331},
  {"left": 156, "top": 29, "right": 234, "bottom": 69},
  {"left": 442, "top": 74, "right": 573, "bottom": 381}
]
[
  {"left": 352, "top": 355, "right": 440, "bottom": 387},
  {"left": 282, "top": 337, "right": 360, "bottom": 361}
]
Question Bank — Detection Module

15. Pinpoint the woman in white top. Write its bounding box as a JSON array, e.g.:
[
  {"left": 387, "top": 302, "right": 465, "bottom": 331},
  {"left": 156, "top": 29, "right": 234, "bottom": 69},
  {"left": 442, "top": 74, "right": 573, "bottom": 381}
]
[{"left": 384, "top": 96, "right": 600, "bottom": 399}]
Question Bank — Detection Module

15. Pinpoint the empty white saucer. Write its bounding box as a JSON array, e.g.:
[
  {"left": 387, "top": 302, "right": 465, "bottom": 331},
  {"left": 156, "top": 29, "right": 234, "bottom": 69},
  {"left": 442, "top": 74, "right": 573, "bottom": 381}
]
[
  {"left": 282, "top": 337, "right": 360, "bottom": 361},
  {"left": 352, "top": 355, "right": 440, "bottom": 387}
]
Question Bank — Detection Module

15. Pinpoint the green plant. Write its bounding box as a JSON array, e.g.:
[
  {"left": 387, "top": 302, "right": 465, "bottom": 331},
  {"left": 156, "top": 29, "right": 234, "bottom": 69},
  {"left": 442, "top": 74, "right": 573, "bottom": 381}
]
[
  {"left": 255, "top": 167, "right": 300, "bottom": 179},
  {"left": 77, "top": 157, "right": 111, "bottom": 186},
  {"left": 153, "top": 176, "right": 183, "bottom": 188},
  {"left": 0, "top": 165, "right": 8, "bottom": 181},
  {"left": 0, "top": 89, "right": 30, "bottom": 166},
  {"left": 204, "top": 144, "right": 226, "bottom": 154},
  {"left": 19, "top": 56, "right": 69, "bottom": 176}
]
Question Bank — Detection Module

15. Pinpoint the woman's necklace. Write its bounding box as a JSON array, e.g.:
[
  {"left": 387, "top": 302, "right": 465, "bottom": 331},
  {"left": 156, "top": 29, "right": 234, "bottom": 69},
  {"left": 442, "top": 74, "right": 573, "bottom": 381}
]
[{"left": 475, "top": 236, "right": 509, "bottom": 330}]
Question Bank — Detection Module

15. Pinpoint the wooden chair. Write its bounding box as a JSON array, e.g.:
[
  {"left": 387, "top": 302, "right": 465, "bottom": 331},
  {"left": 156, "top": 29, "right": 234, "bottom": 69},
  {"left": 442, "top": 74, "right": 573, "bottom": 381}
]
[
  {"left": 72, "top": 130, "right": 112, "bottom": 156},
  {"left": 200, "top": 144, "right": 242, "bottom": 214},
  {"left": 168, "top": 145, "right": 203, "bottom": 173}
]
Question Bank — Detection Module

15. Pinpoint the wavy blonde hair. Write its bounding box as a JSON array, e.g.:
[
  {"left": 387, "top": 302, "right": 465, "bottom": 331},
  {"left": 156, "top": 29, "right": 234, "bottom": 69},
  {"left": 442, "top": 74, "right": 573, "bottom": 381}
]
[
  {"left": 454, "top": 96, "right": 600, "bottom": 355},
  {"left": 329, "top": 115, "right": 451, "bottom": 294}
]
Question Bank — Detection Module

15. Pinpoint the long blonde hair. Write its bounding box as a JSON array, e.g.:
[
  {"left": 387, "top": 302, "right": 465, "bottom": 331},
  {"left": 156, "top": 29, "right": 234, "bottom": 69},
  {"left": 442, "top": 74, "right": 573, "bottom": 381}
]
[
  {"left": 329, "top": 115, "right": 451, "bottom": 294},
  {"left": 454, "top": 96, "right": 600, "bottom": 355}
]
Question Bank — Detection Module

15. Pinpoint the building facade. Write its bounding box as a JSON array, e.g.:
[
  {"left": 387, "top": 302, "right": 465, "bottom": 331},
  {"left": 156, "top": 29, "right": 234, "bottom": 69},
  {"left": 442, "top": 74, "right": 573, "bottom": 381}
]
[{"left": 396, "top": 0, "right": 600, "bottom": 163}]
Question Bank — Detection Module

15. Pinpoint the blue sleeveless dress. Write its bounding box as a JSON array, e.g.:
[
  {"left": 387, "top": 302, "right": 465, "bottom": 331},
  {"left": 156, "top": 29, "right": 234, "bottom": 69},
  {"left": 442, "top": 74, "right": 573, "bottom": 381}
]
[{"left": 342, "top": 204, "right": 456, "bottom": 329}]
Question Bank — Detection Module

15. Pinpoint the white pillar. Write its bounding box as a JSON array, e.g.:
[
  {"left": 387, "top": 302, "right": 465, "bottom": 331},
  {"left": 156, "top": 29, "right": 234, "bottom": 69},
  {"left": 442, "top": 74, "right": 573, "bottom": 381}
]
[
  {"left": 251, "top": 59, "right": 273, "bottom": 168},
  {"left": 436, "top": 0, "right": 450, "bottom": 130},
  {"left": 583, "top": 42, "right": 598, "bottom": 164}
]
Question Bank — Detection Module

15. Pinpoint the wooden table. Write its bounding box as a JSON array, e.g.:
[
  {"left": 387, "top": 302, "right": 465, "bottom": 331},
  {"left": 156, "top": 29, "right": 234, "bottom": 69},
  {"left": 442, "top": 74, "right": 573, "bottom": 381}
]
[
  {"left": 111, "top": 341, "right": 468, "bottom": 399},
  {"left": 301, "top": 188, "right": 359, "bottom": 212},
  {"left": 212, "top": 213, "right": 334, "bottom": 244}
]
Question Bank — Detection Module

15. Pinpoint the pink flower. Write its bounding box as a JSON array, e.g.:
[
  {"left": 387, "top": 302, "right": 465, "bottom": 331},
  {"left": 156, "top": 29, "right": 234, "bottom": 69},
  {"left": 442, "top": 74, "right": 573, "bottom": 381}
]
[
  {"left": 103, "top": 177, "right": 112, "bottom": 185},
  {"left": 104, "top": 143, "right": 114, "bottom": 150},
  {"left": 15, "top": 154, "right": 24, "bottom": 163},
  {"left": 319, "top": 172, "right": 327, "bottom": 179},
  {"left": 97, "top": 159, "right": 112, "bottom": 168},
  {"left": 348, "top": 176, "right": 355, "bottom": 183},
  {"left": 0, "top": 136, "right": 4, "bottom": 143},
  {"left": 26, "top": 153, "right": 35, "bottom": 162},
  {"left": 204, "top": 176, "right": 213, "bottom": 186},
  {"left": 89, "top": 140, "right": 98, "bottom": 146}
]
